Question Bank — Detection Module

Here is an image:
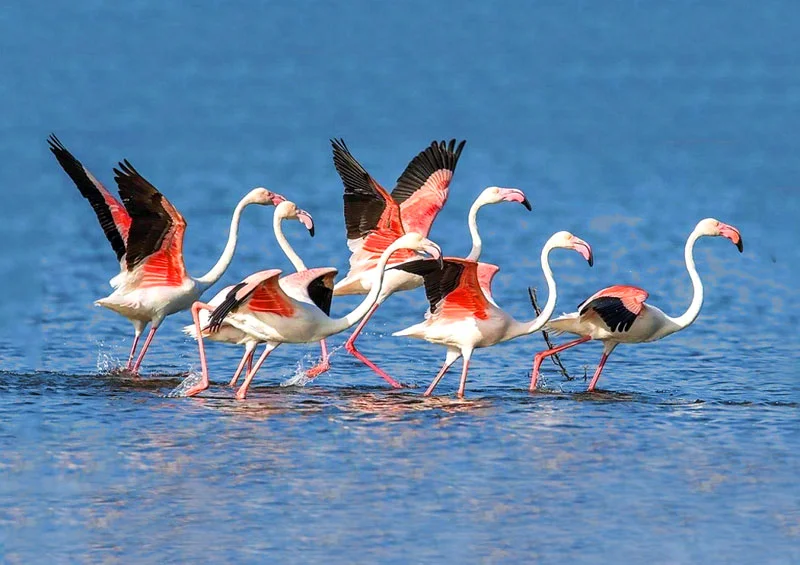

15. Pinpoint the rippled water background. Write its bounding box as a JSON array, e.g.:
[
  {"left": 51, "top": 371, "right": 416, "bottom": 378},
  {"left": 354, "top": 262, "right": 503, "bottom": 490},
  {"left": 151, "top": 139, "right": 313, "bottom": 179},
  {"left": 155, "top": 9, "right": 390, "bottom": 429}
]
[{"left": 1, "top": 1, "right": 799, "bottom": 562}]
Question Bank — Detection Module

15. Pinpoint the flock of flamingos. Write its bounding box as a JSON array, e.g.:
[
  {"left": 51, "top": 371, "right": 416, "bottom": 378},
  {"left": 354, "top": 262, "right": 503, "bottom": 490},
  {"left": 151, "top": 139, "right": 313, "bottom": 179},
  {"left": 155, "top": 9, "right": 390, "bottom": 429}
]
[{"left": 48, "top": 135, "right": 744, "bottom": 400}]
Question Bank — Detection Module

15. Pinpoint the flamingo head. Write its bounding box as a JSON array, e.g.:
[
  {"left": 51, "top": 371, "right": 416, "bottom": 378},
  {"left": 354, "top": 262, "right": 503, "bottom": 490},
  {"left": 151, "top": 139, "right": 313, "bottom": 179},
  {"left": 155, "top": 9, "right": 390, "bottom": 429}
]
[
  {"left": 549, "top": 231, "right": 594, "bottom": 266},
  {"left": 480, "top": 186, "right": 532, "bottom": 210},
  {"left": 393, "top": 233, "right": 444, "bottom": 269},
  {"left": 696, "top": 218, "right": 743, "bottom": 252},
  {"left": 248, "top": 187, "right": 287, "bottom": 206},
  {"left": 275, "top": 200, "right": 315, "bottom": 236}
]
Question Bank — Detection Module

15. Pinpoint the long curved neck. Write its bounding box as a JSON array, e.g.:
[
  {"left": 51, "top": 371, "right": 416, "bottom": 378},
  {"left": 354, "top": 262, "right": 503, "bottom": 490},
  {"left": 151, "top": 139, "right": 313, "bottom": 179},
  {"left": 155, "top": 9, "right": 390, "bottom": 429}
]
[
  {"left": 195, "top": 197, "right": 252, "bottom": 289},
  {"left": 505, "top": 243, "right": 558, "bottom": 340},
  {"left": 274, "top": 214, "right": 306, "bottom": 272},
  {"left": 465, "top": 199, "right": 484, "bottom": 262},
  {"left": 328, "top": 244, "right": 403, "bottom": 334},
  {"left": 667, "top": 230, "right": 704, "bottom": 331}
]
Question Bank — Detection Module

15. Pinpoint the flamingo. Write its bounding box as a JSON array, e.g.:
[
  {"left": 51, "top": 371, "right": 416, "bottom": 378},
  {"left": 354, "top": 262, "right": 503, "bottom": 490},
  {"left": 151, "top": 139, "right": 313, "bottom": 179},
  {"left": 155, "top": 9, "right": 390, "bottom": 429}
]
[
  {"left": 530, "top": 218, "right": 743, "bottom": 392},
  {"left": 186, "top": 232, "right": 443, "bottom": 400},
  {"left": 48, "top": 135, "right": 285, "bottom": 373},
  {"left": 331, "top": 138, "right": 530, "bottom": 387},
  {"left": 182, "top": 200, "right": 330, "bottom": 393},
  {"left": 393, "top": 231, "right": 594, "bottom": 398}
]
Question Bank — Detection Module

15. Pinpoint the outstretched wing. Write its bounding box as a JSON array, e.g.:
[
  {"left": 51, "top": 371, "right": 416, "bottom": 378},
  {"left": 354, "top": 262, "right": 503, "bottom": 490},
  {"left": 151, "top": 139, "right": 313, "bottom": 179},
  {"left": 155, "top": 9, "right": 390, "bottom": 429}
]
[
  {"left": 476, "top": 262, "right": 500, "bottom": 304},
  {"left": 578, "top": 285, "right": 649, "bottom": 333},
  {"left": 207, "top": 269, "right": 293, "bottom": 332},
  {"left": 392, "top": 139, "right": 466, "bottom": 237},
  {"left": 394, "top": 257, "right": 490, "bottom": 320},
  {"left": 114, "top": 160, "right": 188, "bottom": 288},
  {"left": 331, "top": 139, "right": 411, "bottom": 269},
  {"left": 48, "top": 134, "right": 130, "bottom": 261}
]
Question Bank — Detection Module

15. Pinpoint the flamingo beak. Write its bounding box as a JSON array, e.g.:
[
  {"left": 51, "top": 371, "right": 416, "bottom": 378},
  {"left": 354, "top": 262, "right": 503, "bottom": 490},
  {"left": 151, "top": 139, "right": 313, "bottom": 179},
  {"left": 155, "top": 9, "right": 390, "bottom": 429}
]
[
  {"left": 572, "top": 237, "right": 594, "bottom": 266},
  {"left": 719, "top": 223, "right": 743, "bottom": 252},
  {"left": 297, "top": 209, "right": 315, "bottom": 237},
  {"left": 271, "top": 193, "right": 287, "bottom": 206},
  {"left": 422, "top": 241, "right": 444, "bottom": 269},
  {"left": 500, "top": 188, "right": 532, "bottom": 211}
]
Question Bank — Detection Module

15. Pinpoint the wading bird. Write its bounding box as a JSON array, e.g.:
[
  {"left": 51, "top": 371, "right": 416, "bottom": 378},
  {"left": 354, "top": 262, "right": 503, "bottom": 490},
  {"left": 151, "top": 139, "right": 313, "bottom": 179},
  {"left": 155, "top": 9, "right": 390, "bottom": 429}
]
[
  {"left": 48, "top": 135, "right": 285, "bottom": 373},
  {"left": 331, "top": 139, "right": 530, "bottom": 386},
  {"left": 393, "top": 231, "right": 593, "bottom": 398},
  {"left": 530, "top": 218, "right": 743, "bottom": 392},
  {"left": 187, "top": 233, "right": 443, "bottom": 400},
  {"left": 183, "top": 200, "right": 322, "bottom": 392}
]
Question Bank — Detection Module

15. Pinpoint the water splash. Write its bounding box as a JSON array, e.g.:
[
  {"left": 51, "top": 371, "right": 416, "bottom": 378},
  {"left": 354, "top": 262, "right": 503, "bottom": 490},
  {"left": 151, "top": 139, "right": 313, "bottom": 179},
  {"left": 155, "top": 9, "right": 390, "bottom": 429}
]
[
  {"left": 96, "top": 345, "right": 121, "bottom": 374},
  {"left": 168, "top": 372, "right": 204, "bottom": 397},
  {"left": 280, "top": 342, "right": 346, "bottom": 387}
]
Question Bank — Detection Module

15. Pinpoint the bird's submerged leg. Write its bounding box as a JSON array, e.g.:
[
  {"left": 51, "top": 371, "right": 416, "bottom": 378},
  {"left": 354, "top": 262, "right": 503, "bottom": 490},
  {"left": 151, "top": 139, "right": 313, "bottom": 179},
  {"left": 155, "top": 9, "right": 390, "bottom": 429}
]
[
  {"left": 236, "top": 343, "right": 279, "bottom": 400},
  {"left": 530, "top": 336, "right": 591, "bottom": 391},
  {"left": 344, "top": 303, "right": 402, "bottom": 388},
  {"left": 305, "top": 340, "right": 331, "bottom": 379},
  {"left": 587, "top": 345, "right": 616, "bottom": 391},
  {"left": 456, "top": 350, "right": 473, "bottom": 399},
  {"left": 130, "top": 325, "right": 160, "bottom": 374},
  {"left": 184, "top": 302, "right": 216, "bottom": 397},
  {"left": 229, "top": 343, "right": 257, "bottom": 387},
  {"left": 423, "top": 349, "right": 461, "bottom": 397}
]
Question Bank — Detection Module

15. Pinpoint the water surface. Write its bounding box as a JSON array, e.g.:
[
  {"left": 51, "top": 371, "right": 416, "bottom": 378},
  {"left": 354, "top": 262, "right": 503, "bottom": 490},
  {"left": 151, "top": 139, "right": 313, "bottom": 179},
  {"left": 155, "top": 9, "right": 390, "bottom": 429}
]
[{"left": 1, "top": 1, "right": 798, "bottom": 562}]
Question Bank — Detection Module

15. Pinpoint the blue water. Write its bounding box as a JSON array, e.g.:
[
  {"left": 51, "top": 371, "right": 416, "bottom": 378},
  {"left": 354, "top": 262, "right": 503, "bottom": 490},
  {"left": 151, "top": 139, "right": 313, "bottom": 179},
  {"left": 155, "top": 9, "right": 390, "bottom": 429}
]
[{"left": 1, "top": 1, "right": 799, "bottom": 562}]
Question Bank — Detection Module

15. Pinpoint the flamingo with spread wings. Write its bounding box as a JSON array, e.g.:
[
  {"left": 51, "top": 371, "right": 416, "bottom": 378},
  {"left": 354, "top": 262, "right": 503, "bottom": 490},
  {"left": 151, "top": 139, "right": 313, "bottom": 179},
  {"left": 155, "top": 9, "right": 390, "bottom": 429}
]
[
  {"left": 183, "top": 200, "right": 331, "bottom": 393},
  {"left": 49, "top": 135, "right": 285, "bottom": 373},
  {"left": 330, "top": 139, "right": 530, "bottom": 387},
  {"left": 185, "top": 233, "right": 443, "bottom": 399},
  {"left": 393, "top": 231, "right": 593, "bottom": 398},
  {"left": 530, "top": 218, "right": 743, "bottom": 392}
]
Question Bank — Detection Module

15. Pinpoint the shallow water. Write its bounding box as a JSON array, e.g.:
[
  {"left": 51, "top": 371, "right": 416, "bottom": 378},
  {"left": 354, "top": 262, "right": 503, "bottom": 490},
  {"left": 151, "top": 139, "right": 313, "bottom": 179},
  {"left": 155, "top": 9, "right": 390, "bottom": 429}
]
[{"left": 1, "top": 1, "right": 799, "bottom": 562}]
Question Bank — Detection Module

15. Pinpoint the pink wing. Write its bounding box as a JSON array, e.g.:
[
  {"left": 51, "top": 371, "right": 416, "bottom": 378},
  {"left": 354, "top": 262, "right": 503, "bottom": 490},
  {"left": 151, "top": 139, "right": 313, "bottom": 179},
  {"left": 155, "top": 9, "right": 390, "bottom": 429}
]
[
  {"left": 394, "top": 257, "right": 490, "bottom": 321},
  {"left": 48, "top": 135, "right": 131, "bottom": 261},
  {"left": 578, "top": 285, "right": 649, "bottom": 333},
  {"left": 206, "top": 270, "right": 292, "bottom": 332},
  {"left": 476, "top": 262, "right": 500, "bottom": 301},
  {"left": 114, "top": 160, "right": 189, "bottom": 288},
  {"left": 392, "top": 139, "right": 466, "bottom": 237}
]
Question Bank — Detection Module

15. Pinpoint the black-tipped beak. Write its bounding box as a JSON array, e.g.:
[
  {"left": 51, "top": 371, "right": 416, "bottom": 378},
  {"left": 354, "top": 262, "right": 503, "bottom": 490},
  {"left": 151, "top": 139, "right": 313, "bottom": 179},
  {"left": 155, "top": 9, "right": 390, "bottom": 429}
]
[
  {"left": 521, "top": 197, "right": 532, "bottom": 211},
  {"left": 736, "top": 238, "right": 743, "bottom": 253},
  {"left": 297, "top": 209, "right": 315, "bottom": 237}
]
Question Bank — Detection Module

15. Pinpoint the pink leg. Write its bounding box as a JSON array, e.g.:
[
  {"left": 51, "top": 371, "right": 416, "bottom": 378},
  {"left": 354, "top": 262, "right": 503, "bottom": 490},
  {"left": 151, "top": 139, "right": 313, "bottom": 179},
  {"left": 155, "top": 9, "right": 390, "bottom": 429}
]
[
  {"left": 423, "top": 350, "right": 461, "bottom": 397},
  {"left": 236, "top": 343, "right": 278, "bottom": 400},
  {"left": 455, "top": 351, "right": 473, "bottom": 399},
  {"left": 131, "top": 325, "right": 159, "bottom": 374},
  {"left": 530, "top": 336, "right": 592, "bottom": 391},
  {"left": 344, "top": 303, "right": 402, "bottom": 388},
  {"left": 587, "top": 351, "right": 612, "bottom": 391},
  {"left": 305, "top": 339, "right": 331, "bottom": 379},
  {"left": 229, "top": 344, "right": 257, "bottom": 387},
  {"left": 184, "top": 302, "right": 216, "bottom": 397},
  {"left": 125, "top": 332, "right": 141, "bottom": 370}
]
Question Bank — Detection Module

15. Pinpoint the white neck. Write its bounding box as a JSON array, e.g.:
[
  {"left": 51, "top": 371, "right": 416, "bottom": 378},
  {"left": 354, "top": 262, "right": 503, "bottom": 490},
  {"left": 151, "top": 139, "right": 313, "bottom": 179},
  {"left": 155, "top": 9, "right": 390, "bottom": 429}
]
[
  {"left": 666, "top": 229, "right": 704, "bottom": 331},
  {"left": 465, "top": 198, "right": 484, "bottom": 262},
  {"left": 195, "top": 197, "right": 253, "bottom": 289},
  {"left": 326, "top": 242, "right": 409, "bottom": 334},
  {"left": 505, "top": 242, "right": 559, "bottom": 341},
  {"left": 274, "top": 213, "right": 306, "bottom": 272}
]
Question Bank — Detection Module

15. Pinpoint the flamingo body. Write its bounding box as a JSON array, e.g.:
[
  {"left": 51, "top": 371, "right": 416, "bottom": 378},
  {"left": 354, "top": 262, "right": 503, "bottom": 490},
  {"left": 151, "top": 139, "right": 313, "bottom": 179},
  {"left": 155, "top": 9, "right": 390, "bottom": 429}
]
[
  {"left": 394, "top": 232, "right": 593, "bottom": 398},
  {"left": 49, "top": 134, "right": 284, "bottom": 372},
  {"left": 531, "top": 218, "right": 744, "bottom": 392},
  {"left": 330, "top": 139, "right": 530, "bottom": 386},
  {"left": 185, "top": 233, "right": 443, "bottom": 399}
]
